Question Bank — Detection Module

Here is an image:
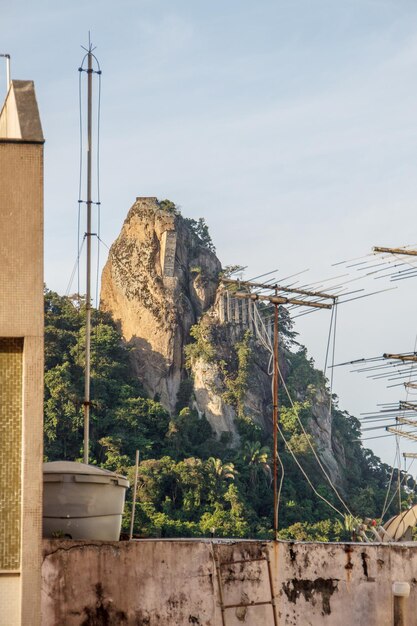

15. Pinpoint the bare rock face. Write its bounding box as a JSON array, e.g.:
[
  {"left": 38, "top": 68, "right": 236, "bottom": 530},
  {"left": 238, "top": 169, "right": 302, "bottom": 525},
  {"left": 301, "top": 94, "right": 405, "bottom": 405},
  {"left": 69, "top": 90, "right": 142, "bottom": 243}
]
[
  {"left": 100, "top": 197, "right": 221, "bottom": 413},
  {"left": 189, "top": 313, "right": 274, "bottom": 441},
  {"left": 192, "top": 357, "right": 238, "bottom": 440},
  {"left": 309, "top": 388, "right": 345, "bottom": 487}
]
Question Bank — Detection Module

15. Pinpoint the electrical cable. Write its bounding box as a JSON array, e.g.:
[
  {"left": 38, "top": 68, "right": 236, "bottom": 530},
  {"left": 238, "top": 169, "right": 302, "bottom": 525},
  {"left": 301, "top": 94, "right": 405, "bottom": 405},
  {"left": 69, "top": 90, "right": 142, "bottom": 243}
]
[
  {"left": 397, "top": 436, "right": 402, "bottom": 514},
  {"left": 276, "top": 452, "right": 285, "bottom": 533},
  {"left": 329, "top": 297, "right": 338, "bottom": 412},
  {"left": 249, "top": 296, "right": 356, "bottom": 520},
  {"left": 380, "top": 451, "right": 397, "bottom": 522},
  {"left": 77, "top": 61, "right": 85, "bottom": 306},
  {"left": 380, "top": 458, "right": 416, "bottom": 525},
  {"left": 65, "top": 236, "right": 86, "bottom": 296},
  {"left": 227, "top": 276, "right": 360, "bottom": 522},
  {"left": 278, "top": 363, "right": 355, "bottom": 519},
  {"left": 250, "top": 294, "right": 354, "bottom": 517},
  {"left": 324, "top": 307, "right": 334, "bottom": 375},
  {"left": 95, "top": 69, "right": 102, "bottom": 309},
  {"left": 277, "top": 426, "right": 346, "bottom": 520}
]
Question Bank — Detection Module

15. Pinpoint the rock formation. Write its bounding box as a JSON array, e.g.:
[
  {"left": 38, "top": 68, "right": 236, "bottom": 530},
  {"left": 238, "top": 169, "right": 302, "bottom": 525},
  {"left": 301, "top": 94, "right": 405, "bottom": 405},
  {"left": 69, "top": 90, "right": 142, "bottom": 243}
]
[
  {"left": 100, "top": 197, "right": 221, "bottom": 414},
  {"left": 101, "top": 196, "right": 347, "bottom": 486}
]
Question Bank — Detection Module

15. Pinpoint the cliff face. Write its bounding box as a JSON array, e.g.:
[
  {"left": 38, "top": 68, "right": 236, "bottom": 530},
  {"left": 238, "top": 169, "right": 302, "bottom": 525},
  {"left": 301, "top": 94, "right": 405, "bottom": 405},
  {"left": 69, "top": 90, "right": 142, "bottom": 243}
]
[
  {"left": 189, "top": 317, "right": 274, "bottom": 441},
  {"left": 100, "top": 197, "right": 347, "bottom": 487},
  {"left": 100, "top": 197, "right": 221, "bottom": 413}
]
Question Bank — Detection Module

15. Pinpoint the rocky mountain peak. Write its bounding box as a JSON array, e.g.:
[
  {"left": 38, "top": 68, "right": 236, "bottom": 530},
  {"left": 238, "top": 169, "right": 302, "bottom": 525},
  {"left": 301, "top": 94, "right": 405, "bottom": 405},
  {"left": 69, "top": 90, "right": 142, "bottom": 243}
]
[{"left": 100, "top": 197, "right": 221, "bottom": 413}]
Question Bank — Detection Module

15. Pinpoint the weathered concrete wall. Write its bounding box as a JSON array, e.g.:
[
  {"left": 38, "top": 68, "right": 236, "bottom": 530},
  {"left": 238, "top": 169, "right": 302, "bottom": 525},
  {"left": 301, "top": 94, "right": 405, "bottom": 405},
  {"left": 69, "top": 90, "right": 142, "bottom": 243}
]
[{"left": 42, "top": 539, "right": 417, "bottom": 625}]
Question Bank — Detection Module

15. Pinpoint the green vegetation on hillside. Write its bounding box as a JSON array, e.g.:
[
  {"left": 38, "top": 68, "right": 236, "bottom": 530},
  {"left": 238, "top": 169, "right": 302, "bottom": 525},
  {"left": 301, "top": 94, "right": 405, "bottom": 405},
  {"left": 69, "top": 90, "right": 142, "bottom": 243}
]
[{"left": 44, "top": 288, "right": 414, "bottom": 540}]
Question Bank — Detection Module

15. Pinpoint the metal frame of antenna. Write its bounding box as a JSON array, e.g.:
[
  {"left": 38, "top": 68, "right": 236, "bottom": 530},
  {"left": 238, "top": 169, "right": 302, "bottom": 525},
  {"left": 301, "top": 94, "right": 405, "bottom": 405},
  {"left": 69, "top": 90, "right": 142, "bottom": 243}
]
[
  {"left": 383, "top": 353, "right": 417, "bottom": 363},
  {"left": 221, "top": 277, "right": 334, "bottom": 540},
  {"left": 373, "top": 246, "right": 417, "bottom": 257},
  {"left": 395, "top": 417, "right": 417, "bottom": 428},
  {"left": 387, "top": 427, "right": 417, "bottom": 442},
  {"left": 399, "top": 401, "right": 417, "bottom": 412}
]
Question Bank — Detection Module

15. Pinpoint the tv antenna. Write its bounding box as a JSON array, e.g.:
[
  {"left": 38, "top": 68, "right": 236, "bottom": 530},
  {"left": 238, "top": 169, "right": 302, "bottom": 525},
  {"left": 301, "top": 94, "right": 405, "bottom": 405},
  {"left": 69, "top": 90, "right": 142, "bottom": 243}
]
[
  {"left": 221, "top": 276, "right": 335, "bottom": 540},
  {"left": 79, "top": 36, "right": 101, "bottom": 464}
]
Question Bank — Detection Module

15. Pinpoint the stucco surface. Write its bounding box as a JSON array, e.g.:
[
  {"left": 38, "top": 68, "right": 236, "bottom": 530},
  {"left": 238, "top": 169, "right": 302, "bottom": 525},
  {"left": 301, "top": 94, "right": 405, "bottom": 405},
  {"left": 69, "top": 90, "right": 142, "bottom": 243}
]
[{"left": 41, "top": 539, "right": 417, "bottom": 626}]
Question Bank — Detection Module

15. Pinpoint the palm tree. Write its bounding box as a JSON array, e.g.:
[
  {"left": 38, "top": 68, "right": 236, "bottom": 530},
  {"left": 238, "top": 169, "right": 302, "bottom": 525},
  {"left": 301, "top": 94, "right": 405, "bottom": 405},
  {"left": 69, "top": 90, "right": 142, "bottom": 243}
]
[
  {"left": 206, "top": 457, "right": 236, "bottom": 499},
  {"left": 243, "top": 441, "right": 271, "bottom": 486}
]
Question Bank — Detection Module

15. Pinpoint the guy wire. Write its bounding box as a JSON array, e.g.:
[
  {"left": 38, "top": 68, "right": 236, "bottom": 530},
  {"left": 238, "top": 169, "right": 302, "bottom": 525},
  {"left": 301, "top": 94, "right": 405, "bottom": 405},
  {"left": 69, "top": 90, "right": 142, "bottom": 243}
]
[
  {"left": 277, "top": 426, "right": 346, "bottom": 520},
  {"left": 329, "top": 297, "right": 338, "bottom": 413},
  {"left": 77, "top": 62, "right": 84, "bottom": 307},
  {"left": 278, "top": 362, "right": 355, "bottom": 519}
]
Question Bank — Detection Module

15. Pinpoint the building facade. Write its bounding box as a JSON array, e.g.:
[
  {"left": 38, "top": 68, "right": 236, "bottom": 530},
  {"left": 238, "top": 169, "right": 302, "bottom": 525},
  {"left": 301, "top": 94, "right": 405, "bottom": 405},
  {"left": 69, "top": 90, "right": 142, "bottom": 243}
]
[{"left": 0, "top": 79, "right": 44, "bottom": 626}]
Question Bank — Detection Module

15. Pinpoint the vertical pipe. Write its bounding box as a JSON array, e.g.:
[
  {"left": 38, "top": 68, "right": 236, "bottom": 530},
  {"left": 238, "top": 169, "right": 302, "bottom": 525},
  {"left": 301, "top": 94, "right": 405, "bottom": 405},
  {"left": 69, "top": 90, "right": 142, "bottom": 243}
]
[
  {"left": 83, "top": 50, "right": 93, "bottom": 465},
  {"left": 5, "top": 55, "right": 10, "bottom": 90},
  {"left": 219, "top": 292, "right": 225, "bottom": 323},
  {"left": 0, "top": 54, "right": 10, "bottom": 93},
  {"left": 129, "top": 450, "right": 140, "bottom": 540},
  {"left": 235, "top": 298, "right": 240, "bottom": 324},
  {"left": 392, "top": 582, "right": 410, "bottom": 626},
  {"left": 241, "top": 296, "right": 247, "bottom": 326},
  {"left": 393, "top": 597, "right": 405, "bottom": 626},
  {"left": 248, "top": 299, "right": 253, "bottom": 332},
  {"left": 273, "top": 301, "right": 278, "bottom": 540},
  {"left": 226, "top": 291, "right": 232, "bottom": 321}
]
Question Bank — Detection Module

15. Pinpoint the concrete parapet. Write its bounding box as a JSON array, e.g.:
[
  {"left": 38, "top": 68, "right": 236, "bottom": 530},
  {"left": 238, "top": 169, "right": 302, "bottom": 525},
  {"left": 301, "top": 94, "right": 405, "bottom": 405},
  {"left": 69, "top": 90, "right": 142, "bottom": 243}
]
[{"left": 41, "top": 538, "right": 417, "bottom": 625}]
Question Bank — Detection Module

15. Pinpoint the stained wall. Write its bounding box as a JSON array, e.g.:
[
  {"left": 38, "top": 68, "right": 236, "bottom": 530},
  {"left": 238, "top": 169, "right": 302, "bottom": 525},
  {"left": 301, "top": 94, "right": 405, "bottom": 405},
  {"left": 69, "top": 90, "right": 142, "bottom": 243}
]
[{"left": 42, "top": 539, "right": 417, "bottom": 626}]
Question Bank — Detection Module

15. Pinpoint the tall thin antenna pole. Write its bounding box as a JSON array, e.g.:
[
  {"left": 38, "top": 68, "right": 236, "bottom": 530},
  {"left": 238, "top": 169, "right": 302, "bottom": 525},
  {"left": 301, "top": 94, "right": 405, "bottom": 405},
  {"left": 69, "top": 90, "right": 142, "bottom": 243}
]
[
  {"left": 273, "top": 297, "right": 279, "bottom": 540},
  {"left": 83, "top": 47, "right": 93, "bottom": 465}
]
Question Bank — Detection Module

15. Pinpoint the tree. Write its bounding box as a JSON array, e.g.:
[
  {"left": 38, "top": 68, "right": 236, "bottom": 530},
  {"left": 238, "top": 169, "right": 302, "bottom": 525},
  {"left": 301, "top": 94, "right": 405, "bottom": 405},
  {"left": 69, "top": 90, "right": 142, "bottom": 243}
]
[
  {"left": 243, "top": 441, "right": 271, "bottom": 486},
  {"left": 43, "top": 288, "right": 169, "bottom": 464},
  {"left": 206, "top": 457, "right": 236, "bottom": 500},
  {"left": 44, "top": 287, "right": 410, "bottom": 540},
  {"left": 184, "top": 217, "right": 215, "bottom": 252}
]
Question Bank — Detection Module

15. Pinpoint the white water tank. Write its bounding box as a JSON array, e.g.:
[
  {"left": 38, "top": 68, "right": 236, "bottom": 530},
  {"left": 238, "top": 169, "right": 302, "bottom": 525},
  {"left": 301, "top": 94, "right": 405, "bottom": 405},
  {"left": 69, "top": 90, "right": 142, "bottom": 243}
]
[{"left": 43, "top": 461, "right": 129, "bottom": 540}]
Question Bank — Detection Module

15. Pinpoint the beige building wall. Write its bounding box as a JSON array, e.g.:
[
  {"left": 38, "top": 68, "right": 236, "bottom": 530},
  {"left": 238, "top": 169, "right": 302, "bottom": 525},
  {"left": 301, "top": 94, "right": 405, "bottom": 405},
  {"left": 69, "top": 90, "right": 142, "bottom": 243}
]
[{"left": 0, "top": 80, "right": 44, "bottom": 626}]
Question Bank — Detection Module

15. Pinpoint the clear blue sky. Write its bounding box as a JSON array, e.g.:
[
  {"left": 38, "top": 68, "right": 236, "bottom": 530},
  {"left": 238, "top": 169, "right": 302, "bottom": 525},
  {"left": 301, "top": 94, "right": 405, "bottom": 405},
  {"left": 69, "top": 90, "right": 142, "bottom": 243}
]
[{"left": 3, "top": 0, "right": 417, "bottom": 466}]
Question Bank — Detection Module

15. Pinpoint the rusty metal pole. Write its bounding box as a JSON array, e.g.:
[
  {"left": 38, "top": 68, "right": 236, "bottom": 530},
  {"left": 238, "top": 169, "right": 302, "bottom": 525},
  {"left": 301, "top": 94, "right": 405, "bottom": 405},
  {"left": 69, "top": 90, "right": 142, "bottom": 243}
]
[{"left": 273, "top": 300, "right": 278, "bottom": 540}]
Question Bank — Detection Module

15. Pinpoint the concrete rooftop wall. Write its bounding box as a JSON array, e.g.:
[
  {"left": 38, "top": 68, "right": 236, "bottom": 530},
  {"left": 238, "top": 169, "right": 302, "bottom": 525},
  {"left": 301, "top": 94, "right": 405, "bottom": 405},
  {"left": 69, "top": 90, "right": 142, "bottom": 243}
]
[{"left": 42, "top": 538, "right": 417, "bottom": 626}]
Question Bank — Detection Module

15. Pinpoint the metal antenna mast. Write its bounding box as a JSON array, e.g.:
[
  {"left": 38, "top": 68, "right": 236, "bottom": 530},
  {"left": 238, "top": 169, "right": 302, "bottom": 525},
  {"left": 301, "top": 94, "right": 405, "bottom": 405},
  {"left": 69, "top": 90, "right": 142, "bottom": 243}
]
[
  {"left": 78, "top": 35, "right": 98, "bottom": 464},
  {"left": 372, "top": 245, "right": 417, "bottom": 449},
  {"left": 222, "top": 277, "right": 334, "bottom": 540},
  {"left": 83, "top": 45, "right": 93, "bottom": 464}
]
